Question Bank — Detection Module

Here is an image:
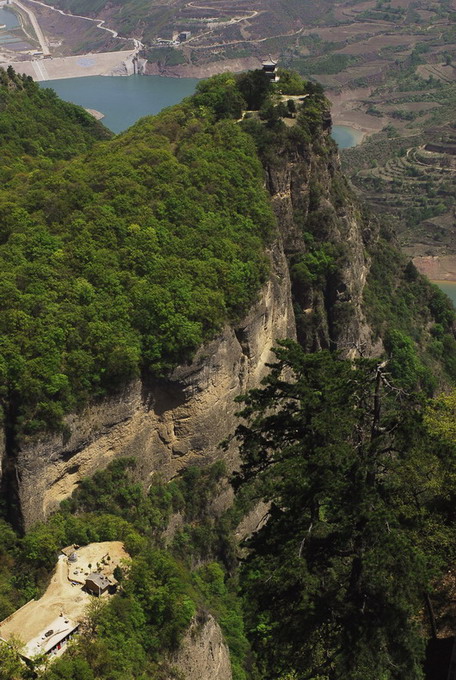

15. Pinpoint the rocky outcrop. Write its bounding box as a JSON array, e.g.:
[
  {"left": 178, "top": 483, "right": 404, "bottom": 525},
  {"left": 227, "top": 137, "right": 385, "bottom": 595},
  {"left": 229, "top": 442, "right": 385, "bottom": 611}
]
[
  {"left": 235, "top": 499, "right": 270, "bottom": 542},
  {"left": 265, "top": 127, "right": 377, "bottom": 358},
  {"left": 168, "top": 614, "right": 232, "bottom": 680},
  {"left": 4, "top": 108, "right": 380, "bottom": 530},
  {"left": 109, "top": 52, "right": 137, "bottom": 76},
  {"left": 14, "top": 241, "right": 295, "bottom": 528}
]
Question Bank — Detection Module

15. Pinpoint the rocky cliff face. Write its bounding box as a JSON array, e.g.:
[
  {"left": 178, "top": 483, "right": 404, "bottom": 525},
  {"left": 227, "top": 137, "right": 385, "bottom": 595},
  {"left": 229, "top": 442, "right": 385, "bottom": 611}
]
[
  {"left": 11, "top": 239, "right": 295, "bottom": 529},
  {"left": 265, "top": 119, "right": 378, "bottom": 358},
  {"left": 167, "top": 614, "right": 233, "bottom": 680},
  {"left": 2, "top": 110, "right": 379, "bottom": 531}
]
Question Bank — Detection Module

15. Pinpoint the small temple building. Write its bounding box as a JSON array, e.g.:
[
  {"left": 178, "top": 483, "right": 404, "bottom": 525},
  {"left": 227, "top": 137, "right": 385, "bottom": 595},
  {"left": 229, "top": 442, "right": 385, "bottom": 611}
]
[
  {"left": 262, "top": 60, "right": 279, "bottom": 82},
  {"left": 85, "top": 572, "right": 111, "bottom": 597}
]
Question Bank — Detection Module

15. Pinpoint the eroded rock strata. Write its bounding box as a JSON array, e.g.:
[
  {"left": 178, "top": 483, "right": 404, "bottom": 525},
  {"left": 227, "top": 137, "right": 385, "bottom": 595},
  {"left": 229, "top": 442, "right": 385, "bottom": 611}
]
[
  {"left": 16, "top": 240, "right": 295, "bottom": 526},
  {"left": 2, "top": 101, "right": 378, "bottom": 529}
]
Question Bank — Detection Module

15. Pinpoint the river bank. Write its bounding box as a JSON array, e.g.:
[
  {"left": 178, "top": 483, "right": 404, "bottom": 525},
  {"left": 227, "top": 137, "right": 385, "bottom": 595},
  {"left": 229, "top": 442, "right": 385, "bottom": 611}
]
[
  {"left": 413, "top": 255, "right": 456, "bottom": 283},
  {"left": 327, "top": 87, "right": 386, "bottom": 140},
  {"left": 332, "top": 125, "right": 365, "bottom": 148},
  {"left": 144, "top": 55, "right": 263, "bottom": 79},
  {"left": 431, "top": 281, "right": 456, "bottom": 307}
]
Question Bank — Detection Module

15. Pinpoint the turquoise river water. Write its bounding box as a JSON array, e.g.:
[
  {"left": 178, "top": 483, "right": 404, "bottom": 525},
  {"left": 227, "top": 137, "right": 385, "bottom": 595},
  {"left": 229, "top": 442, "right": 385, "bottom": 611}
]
[
  {"left": 431, "top": 281, "right": 456, "bottom": 308},
  {"left": 0, "top": 5, "right": 21, "bottom": 46},
  {"left": 0, "top": 6, "right": 19, "bottom": 29},
  {"left": 331, "top": 124, "right": 364, "bottom": 149},
  {"left": 40, "top": 75, "right": 200, "bottom": 134}
]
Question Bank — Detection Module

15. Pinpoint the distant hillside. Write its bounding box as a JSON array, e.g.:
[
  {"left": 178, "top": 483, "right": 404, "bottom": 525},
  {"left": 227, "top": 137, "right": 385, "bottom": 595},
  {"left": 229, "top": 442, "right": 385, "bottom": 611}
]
[{"left": 33, "top": 0, "right": 333, "bottom": 59}]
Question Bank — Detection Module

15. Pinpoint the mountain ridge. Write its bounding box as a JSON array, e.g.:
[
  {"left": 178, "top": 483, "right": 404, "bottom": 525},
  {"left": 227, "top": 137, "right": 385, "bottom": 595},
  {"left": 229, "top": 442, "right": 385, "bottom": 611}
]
[{"left": 1, "top": 67, "right": 454, "bottom": 530}]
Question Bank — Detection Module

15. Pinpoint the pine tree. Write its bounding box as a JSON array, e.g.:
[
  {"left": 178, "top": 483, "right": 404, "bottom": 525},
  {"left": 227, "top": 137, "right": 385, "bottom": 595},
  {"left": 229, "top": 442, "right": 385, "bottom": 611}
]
[{"left": 233, "top": 341, "right": 456, "bottom": 680}]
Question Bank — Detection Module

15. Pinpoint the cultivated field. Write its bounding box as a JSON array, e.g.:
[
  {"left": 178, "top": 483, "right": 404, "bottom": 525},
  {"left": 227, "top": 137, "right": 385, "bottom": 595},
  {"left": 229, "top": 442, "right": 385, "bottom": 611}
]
[{"left": 344, "top": 127, "right": 456, "bottom": 259}]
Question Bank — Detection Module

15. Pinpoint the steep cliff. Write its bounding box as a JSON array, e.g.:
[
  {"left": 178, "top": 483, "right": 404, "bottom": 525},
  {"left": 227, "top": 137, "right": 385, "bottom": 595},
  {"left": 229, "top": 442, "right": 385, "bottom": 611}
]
[
  {"left": 263, "top": 111, "right": 377, "bottom": 356},
  {"left": 168, "top": 614, "right": 233, "bottom": 680},
  {"left": 2, "top": 70, "right": 452, "bottom": 534},
  {"left": 0, "top": 81, "right": 381, "bottom": 530},
  {"left": 5, "top": 107, "right": 379, "bottom": 529},
  {"left": 13, "top": 240, "right": 295, "bottom": 527}
]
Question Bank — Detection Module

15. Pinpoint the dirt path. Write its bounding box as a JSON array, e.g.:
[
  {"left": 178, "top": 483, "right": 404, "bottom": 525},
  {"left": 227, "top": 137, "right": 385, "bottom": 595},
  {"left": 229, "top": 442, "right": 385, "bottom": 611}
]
[
  {"left": 182, "top": 2, "right": 259, "bottom": 46},
  {"left": 17, "top": 0, "right": 143, "bottom": 50}
]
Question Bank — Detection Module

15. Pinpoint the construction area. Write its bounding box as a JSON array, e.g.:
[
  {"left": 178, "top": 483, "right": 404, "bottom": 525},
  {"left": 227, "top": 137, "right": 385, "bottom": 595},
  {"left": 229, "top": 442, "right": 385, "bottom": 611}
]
[
  {"left": 5, "top": 49, "right": 139, "bottom": 81},
  {"left": 0, "top": 0, "right": 144, "bottom": 81},
  {"left": 0, "top": 541, "right": 129, "bottom": 661}
]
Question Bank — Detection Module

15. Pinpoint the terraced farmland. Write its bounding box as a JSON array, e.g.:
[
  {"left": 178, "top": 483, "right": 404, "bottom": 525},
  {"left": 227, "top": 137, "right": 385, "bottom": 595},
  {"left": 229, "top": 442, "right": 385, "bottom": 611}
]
[{"left": 346, "top": 127, "right": 456, "bottom": 255}]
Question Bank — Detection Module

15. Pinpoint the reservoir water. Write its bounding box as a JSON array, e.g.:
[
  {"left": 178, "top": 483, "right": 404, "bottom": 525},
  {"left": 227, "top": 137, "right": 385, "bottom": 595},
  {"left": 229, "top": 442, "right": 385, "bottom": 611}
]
[
  {"left": 0, "top": 6, "right": 19, "bottom": 29},
  {"left": 41, "top": 75, "right": 364, "bottom": 148},
  {"left": 0, "top": 5, "right": 21, "bottom": 46},
  {"left": 432, "top": 281, "right": 456, "bottom": 308},
  {"left": 332, "top": 124, "right": 364, "bottom": 149},
  {"left": 40, "top": 75, "right": 200, "bottom": 134}
]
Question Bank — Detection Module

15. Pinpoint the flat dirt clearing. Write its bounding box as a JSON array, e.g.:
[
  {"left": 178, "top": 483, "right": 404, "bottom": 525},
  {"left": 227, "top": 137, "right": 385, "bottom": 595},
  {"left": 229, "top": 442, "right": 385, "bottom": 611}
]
[
  {"left": 67, "top": 541, "right": 129, "bottom": 584},
  {"left": 0, "top": 556, "right": 90, "bottom": 646},
  {"left": 0, "top": 542, "right": 128, "bottom": 647}
]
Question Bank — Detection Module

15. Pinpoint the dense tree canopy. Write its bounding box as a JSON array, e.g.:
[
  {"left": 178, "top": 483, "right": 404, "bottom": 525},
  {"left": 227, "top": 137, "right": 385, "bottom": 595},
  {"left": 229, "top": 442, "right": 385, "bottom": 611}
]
[
  {"left": 233, "top": 341, "right": 456, "bottom": 680},
  {"left": 0, "top": 68, "right": 111, "bottom": 184},
  {"left": 0, "top": 70, "right": 297, "bottom": 434},
  {"left": 0, "top": 66, "right": 330, "bottom": 436}
]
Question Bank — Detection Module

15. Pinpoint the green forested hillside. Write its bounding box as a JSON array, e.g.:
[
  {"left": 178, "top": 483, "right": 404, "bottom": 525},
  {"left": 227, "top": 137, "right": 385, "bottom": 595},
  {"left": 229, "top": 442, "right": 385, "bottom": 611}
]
[
  {"left": 0, "top": 69, "right": 111, "bottom": 184},
  {"left": 2, "top": 66, "right": 456, "bottom": 680},
  {"left": 0, "top": 459, "right": 253, "bottom": 680},
  {"left": 0, "top": 70, "right": 282, "bottom": 435}
]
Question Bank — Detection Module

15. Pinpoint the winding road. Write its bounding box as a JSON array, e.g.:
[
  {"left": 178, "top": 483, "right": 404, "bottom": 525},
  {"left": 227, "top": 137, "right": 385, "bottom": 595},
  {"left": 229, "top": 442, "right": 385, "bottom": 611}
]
[
  {"left": 182, "top": 1, "right": 260, "bottom": 46},
  {"left": 188, "top": 26, "right": 304, "bottom": 50},
  {"left": 15, "top": 0, "right": 143, "bottom": 51}
]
